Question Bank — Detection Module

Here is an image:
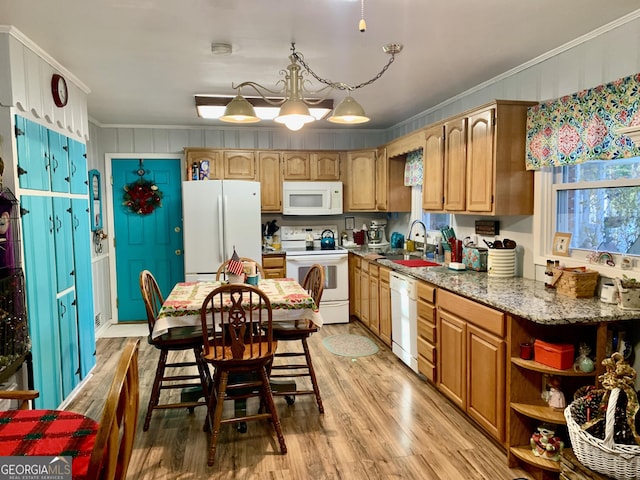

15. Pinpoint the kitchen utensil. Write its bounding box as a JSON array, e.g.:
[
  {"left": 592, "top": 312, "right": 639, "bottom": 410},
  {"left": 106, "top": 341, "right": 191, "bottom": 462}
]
[
  {"left": 483, "top": 239, "right": 503, "bottom": 249},
  {"left": 321, "top": 229, "right": 336, "bottom": 250},
  {"left": 503, "top": 239, "right": 517, "bottom": 249}
]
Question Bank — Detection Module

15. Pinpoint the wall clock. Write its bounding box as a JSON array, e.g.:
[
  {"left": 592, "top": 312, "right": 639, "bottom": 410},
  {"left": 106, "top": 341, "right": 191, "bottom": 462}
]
[{"left": 51, "top": 73, "right": 68, "bottom": 107}]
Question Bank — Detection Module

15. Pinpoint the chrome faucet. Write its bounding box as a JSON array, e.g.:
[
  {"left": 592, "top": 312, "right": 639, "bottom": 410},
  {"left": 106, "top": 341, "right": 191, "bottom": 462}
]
[{"left": 407, "top": 220, "right": 427, "bottom": 252}]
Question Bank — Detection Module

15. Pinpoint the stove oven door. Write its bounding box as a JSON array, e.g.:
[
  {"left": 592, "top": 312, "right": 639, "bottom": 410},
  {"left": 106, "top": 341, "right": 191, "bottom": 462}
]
[{"left": 285, "top": 253, "right": 349, "bottom": 324}]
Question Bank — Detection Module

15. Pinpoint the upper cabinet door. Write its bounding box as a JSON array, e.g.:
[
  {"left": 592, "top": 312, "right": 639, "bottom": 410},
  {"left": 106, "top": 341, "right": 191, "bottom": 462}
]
[
  {"left": 444, "top": 117, "right": 467, "bottom": 212},
  {"left": 258, "top": 151, "right": 282, "bottom": 212},
  {"left": 466, "top": 108, "right": 495, "bottom": 213},
  {"left": 283, "top": 152, "right": 311, "bottom": 180},
  {"left": 311, "top": 152, "right": 341, "bottom": 180},
  {"left": 345, "top": 150, "right": 377, "bottom": 211},
  {"left": 68, "top": 138, "right": 88, "bottom": 195},
  {"left": 16, "top": 116, "right": 50, "bottom": 191},
  {"left": 423, "top": 125, "right": 445, "bottom": 211},
  {"left": 223, "top": 150, "right": 256, "bottom": 180},
  {"left": 48, "top": 130, "right": 70, "bottom": 193}
]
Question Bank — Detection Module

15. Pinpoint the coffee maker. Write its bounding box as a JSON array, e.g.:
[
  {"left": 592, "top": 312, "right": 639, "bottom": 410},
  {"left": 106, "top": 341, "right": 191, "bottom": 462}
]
[{"left": 368, "top": 220, "right": 389, "bottom": 247}]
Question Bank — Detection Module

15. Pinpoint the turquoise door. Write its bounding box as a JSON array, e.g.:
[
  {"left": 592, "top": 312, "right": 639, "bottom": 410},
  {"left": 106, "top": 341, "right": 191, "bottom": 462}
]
[{"left": 112, "top": 159, "right": 184, "bottom": 322}]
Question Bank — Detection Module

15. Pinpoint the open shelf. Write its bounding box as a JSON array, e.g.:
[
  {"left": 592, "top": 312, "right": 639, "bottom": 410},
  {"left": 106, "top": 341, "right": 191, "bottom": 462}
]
[
  {"left": 511, "top": 401, "right": 566, "bottom": 424},
  {"left": 511, "top": 357, "right": 596, "bottom": 376},
  {"left": 509, "top": 445, "right": 564, "bottom": 472}
]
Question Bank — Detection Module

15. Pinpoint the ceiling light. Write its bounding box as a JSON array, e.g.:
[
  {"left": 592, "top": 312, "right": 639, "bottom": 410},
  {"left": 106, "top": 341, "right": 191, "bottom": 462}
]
[
  {"left": 202, "top": 42, "right": 401, "bottom": 131},
  {"left": 195, "top": 95, "right": 333, "bottom": 122}
]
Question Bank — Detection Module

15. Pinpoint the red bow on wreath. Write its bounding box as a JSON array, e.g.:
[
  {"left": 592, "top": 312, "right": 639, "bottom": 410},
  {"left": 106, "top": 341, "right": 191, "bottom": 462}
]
[{"left": 123, "top": 178, "right": 163, "bottom": 215}]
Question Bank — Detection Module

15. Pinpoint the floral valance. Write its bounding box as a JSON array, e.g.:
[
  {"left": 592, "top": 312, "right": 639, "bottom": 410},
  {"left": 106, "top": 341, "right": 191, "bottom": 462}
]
[
  {"left": 404, "top": 149, "right": 423, "bottom": 186},
  {"left": 526, "top": 72, "right": 640, "bottom": 170}
]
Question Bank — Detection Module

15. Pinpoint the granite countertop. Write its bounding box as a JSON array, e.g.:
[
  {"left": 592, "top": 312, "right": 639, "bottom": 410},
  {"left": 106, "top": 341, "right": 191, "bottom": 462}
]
[{"left": 349, "top": 248, "right": 640, "bottom": 326}]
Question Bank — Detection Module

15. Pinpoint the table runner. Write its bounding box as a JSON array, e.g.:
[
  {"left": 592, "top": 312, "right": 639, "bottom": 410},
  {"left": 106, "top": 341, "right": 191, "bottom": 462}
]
[
  {"left": 0, "top": 409, "right": 98, "bottom": 479},
  {"left": 153, "top": 278, "right": 323, "bottom": 339}
]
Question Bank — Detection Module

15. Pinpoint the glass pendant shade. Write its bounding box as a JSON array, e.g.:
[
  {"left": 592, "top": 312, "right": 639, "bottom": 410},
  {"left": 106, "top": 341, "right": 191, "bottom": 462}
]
[
  {"left": 274, "top": 98, "right": 315, "bottom": 131},
  {"left": 219, "top": 94, "right": 261, "bottom": 123},
  {"left": 328, "top": 96, "right": 370, "bottom": 124}
]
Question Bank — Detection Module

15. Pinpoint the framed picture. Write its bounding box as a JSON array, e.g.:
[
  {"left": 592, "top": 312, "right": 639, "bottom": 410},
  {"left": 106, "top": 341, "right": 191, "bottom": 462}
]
[
  {"left": 345, "top": 216, "right": 355, "bottom": 230},
  {"left": 552, "top": 232, "right": 572, "bottom": 256},
  {"left": 89, "top": 169, "right": 103, "bottom": 231}
]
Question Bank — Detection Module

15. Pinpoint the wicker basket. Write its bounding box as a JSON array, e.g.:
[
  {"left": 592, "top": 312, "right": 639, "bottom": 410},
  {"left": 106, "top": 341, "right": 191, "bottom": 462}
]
[
  {"left": 565, "top": 388, "right": 640, "bottom": 479},
  {"left": 555, "top": 269, "right": 599, "bottom": 298}
]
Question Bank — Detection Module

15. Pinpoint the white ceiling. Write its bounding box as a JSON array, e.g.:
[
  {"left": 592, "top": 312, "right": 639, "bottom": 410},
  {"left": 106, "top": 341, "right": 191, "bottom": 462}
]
[{"left": 1, "top": 0, "right": 640, "bottom": 130}]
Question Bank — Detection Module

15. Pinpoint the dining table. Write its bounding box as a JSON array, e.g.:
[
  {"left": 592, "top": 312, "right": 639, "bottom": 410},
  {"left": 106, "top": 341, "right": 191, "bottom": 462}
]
[
  {"left": 153, "top": 277, "right": 324, "bottom": 339},
  {"left": 0, "top": 408, "right": 98, "bottom": 479}
]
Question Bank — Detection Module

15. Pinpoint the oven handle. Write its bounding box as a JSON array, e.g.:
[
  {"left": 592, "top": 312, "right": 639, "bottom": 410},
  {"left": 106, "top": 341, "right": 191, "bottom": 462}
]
[{"left": 286, "top": 254, "right": 348, "bottom": 264}]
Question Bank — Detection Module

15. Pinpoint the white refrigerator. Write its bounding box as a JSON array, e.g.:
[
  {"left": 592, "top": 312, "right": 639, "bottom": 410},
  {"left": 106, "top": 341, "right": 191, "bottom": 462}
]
[{"left": 182, "top": 180, "right": 262, "bottom": 281}]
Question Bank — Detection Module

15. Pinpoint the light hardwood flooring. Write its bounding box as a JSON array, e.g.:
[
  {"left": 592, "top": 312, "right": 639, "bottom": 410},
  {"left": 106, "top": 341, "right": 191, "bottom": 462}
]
[{"left": 67, "top": 321, "right": 530, "bottom": 479}]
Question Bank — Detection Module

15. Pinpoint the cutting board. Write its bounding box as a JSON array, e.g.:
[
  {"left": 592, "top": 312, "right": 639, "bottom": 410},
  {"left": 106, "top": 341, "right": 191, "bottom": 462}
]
[{"left": 392, "top": 259, "right": 440, "bottom": 267}]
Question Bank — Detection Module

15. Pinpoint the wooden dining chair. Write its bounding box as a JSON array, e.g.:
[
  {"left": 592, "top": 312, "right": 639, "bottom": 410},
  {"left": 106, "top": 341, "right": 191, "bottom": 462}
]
[
  {"left": 85, "top": 338, "right": 140, "bottom": 480},
  {"left": 199, "top": 283, "right": 287, "bottom": 466},
  {"left": 269, "top": 263, "right": 325, "bottom": 413},
  {"left": 0, "top": 338, "right": 140, "bottom": 480},
  {"left": 139, "top": 270, "right": 208, "bottom": 431},
  {"left": 215, "top": 257, "right": 265, "bottom": 280}
]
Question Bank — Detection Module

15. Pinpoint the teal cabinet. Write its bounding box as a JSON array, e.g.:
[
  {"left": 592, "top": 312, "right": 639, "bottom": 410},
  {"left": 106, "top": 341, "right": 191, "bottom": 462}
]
[
  {"left": 52, "top": 197, "right": 75, "bottom": 292},
  {"left": 72, "top": 199, "right": 96, "bottom": 376},
  {"left": 21, "top": 195, "right": 63, "bottom": 409},
  {"left": 69, "top": 139, "right": 88, "bottom": 195},
  {"left": 17, "top": 115, "right": 95, "bottom": 409},
  {"left": 48, "top": 130, "right": 70, "bottom": 193},
  {"left": 15, "top": 116, "right": 50, "bottom": 191}
]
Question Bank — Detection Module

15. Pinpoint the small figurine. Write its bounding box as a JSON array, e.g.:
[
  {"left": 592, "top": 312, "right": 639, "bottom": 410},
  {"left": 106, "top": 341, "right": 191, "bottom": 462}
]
[
  {"left": 530, "top": 424, "right": 564, "bottom": 461},
  {"left": 573, "top": 342, "right": 595, "bottom": 373},
  {"left": 547, "top": 376, "right": 566, "bottom": 409}
]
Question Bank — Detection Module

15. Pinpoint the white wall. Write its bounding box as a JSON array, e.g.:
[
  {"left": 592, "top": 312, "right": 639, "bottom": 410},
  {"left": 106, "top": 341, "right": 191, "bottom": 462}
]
[{"left": 88, "top": 14, "right": 640, "bottom": 322}]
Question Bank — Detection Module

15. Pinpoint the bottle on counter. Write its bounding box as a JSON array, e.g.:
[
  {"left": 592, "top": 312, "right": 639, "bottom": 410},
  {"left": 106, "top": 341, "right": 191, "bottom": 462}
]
[
  {"left": 191, "top": 162, "right": 198, "bottom": 180},
  {"left": 545, "top": 260, "right": 555, "bottom": 288}
]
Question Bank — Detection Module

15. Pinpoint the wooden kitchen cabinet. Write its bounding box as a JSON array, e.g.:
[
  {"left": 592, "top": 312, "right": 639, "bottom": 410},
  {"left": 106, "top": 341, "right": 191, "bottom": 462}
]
[
  {"left": 184, "top": 148, "right": 222, "bottom": 179},
  {"left": 223, "top": 150, "right": 256, "bottom": 180},
  {"left": 345, "top": 148, "right": 410, "bottom": 212},
  {"left": 507, "top": 316, "right": 607, "bottom": 478},
  {"left": 378, "top": 266, "right": 392, "bottom": 347},
  {"left": 437, "top": 289, "right": 506, "bottom": 443},
  {"left": 422, "top": 100, "right": 537, "bottom": 215},
  {"left": 282, "top": 152, "right": 310, "bottom": 180},
  {"left": 422, "top": 124, "right": 445, "bottom": 211},
  {"left": 368, "top": 264, "right": 380, "bottom": 336},
  {"left": 262, "top": 253, "right": 286, "bottom": 279},
  {"left": 359, "top": 259, "right": 371, "bottom": 328},
  {"left": 258, "top": 151, "right": 282, "bottom": 212},
  {"left": 349, "top": 254, "right": 361, "bottom": 319},
  {"left": 282, "top": 151, "right": 341, "bottom": 181},
  {"left": 311, "top": 152, "right": 341, "bottom": 180},
  {"left": 417, "top": 281, "right": 437, "bottom": 383}
]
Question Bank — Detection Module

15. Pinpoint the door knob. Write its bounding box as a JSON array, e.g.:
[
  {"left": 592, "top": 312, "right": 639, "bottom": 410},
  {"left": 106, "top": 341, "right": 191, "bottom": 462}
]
[
  {"left": 175, "top": 250, "right": 182, "bottom": 256},
  {"left": 174, "top": 226, "right": 181, "bottom": 233}
]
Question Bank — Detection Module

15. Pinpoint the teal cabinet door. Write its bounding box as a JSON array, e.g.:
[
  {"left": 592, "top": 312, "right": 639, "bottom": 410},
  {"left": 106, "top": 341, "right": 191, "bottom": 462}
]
[
  {"left": 71, "top": 199, "right": 96, "bottom": 377},
  {"left": 48, "top": 130, "right": 70, "bottom": 193},
  {"left": 15, "top": 116, "right": 50, "bottom": 191},
  {"left": 21, "top": 195, "right": 62, "bottom": 409},
  {"left": 69, "top": 139, "right": 88, "bottom": 195},
  {"left": 58, "top": 290, "right": 79, "bottom": 397},
  {"left": 52, "top": 197, "right": 75, "bottom": 292}
]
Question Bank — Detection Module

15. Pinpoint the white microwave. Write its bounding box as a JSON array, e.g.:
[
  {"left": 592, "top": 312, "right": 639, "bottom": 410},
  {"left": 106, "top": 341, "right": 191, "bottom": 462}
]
[{"left": 282, "top": 181, "right": 343, "bottom": 215}]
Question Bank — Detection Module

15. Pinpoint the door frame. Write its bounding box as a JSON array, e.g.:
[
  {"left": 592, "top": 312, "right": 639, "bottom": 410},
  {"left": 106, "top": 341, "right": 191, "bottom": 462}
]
[{"left": 105, "top": 153, "right": 184, "bottom": 323}]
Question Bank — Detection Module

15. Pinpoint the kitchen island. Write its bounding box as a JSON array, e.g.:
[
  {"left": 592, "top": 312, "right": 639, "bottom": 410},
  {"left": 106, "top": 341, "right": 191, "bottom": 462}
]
[{"left": 348, "top": 248, "right": 638, "bottom": 480}]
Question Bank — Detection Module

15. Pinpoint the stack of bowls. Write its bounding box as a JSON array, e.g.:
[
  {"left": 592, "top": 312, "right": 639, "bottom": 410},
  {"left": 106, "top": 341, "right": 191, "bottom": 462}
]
[{"left": 487, "top": 249, "right": 516, "bottom": 277}]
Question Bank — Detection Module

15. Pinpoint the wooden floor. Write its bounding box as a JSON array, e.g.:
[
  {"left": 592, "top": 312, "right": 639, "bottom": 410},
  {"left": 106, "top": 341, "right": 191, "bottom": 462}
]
[{"left": 66, "top": 321, "right": 530, "bottom": 479}]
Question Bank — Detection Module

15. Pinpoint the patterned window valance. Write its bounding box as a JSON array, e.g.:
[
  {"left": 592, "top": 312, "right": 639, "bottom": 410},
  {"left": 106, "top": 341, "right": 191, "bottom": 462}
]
[
  {"left": 404, "top": 149, "right": 423, "bottom": 186},
  {"left": 526, "top": 72, "right": 640, "bottom": 170}
]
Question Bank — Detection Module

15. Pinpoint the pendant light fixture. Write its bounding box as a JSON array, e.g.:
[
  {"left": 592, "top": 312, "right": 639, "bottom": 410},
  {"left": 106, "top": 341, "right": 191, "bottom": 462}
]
[{"left": 215, "top": 43, "right": 402, "bottom": 131}]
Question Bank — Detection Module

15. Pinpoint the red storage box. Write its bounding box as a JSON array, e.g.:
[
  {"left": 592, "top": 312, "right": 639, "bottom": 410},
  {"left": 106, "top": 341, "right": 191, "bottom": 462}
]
[{"left": 534, "top": 340, "right": 574, "bottom": 370}]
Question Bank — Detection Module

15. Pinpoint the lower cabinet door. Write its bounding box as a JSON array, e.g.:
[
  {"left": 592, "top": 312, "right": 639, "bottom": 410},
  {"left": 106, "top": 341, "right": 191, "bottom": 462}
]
[
  {"left": 21, "top": 195, "right": 62, "bottom": 409},
  {"left": 58, "top": 290, "right": 80, "bottom": 398},
  {"left": 437, "top": 310, "right": 466, "bottom": 409},
  {"left": 467, "top": 323, "right": 506, "bottom": 442}
]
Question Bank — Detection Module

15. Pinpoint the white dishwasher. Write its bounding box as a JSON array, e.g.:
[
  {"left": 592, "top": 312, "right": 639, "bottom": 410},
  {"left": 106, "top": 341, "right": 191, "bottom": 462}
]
[{"left": 390, "top": 271, "right": 418, "bottom": 373}]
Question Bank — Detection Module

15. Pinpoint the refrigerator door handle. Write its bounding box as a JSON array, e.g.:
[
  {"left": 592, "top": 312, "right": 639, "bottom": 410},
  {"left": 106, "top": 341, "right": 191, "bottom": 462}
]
[{"left": 218, "top": 194, "right": 225, "bottom": 260}]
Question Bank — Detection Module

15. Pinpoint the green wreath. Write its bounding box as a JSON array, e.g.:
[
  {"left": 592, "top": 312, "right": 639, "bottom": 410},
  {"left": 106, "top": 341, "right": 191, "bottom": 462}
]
[{"left": 123, "top": 178, "right": 163, "bottom": 215}]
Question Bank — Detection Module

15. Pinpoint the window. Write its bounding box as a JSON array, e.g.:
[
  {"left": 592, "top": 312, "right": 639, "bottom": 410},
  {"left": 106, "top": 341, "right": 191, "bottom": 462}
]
[
  {"left": 553, "top": 157, "right": 640, "bottom": 256},
  {"left": 411, "top": 185, "right": 451, "bottom": 233}
]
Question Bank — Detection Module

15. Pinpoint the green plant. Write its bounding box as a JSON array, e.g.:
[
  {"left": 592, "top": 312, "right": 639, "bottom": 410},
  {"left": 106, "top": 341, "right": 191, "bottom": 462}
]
[{"left": 620, "top": 274, "right": 640, "bottom": 289}]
